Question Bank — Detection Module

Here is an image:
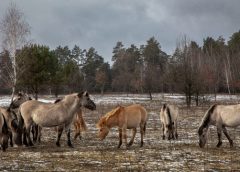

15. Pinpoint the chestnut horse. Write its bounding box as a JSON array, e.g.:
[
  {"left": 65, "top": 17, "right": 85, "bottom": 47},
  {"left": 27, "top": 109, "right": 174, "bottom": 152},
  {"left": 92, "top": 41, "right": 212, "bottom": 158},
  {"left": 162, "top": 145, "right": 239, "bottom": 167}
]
[{"left": 97, "top": 104, "right": 148, "bottom": 148}]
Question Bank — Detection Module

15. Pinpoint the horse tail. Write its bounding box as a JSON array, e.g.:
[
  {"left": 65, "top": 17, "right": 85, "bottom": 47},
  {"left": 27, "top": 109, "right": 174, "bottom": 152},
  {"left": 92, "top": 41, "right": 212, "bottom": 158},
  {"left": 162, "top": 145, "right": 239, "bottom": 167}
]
[
  {"left": 2, "top": 114, "right": 9, "bottom": 134},
  {"left": 198, "top": 104, "right": 217, "bottom": 135},
  {"left": 79, "top": 116, "right": 87, "bottom": 132},
  {"left": 18, "top": 109, "right": 24, "bottom": 130},
  {"left": 166, "top": 105, "right": 172, "bottom": 130}
]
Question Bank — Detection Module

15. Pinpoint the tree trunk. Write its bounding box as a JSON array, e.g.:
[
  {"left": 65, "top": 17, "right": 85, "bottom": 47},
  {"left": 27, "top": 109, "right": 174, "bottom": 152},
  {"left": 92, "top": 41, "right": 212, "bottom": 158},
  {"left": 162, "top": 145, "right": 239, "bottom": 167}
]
[{"left": 148, "top": 91, "right": 152, "bottom": 100}]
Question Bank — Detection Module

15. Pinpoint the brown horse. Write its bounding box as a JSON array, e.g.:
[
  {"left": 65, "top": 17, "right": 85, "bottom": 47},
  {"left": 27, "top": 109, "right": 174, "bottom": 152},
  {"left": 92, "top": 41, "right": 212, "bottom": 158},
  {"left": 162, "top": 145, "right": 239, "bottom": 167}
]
[
  {"left": 73, "top": 108, "right": 87, "bottom": 140},
  {"left": 0, "top": 111, "right": 9, "bottom": 151},
  {"left": 97, "top": 104, "right": 148, "bottom": 148},
  {"left": 19, "top": 91, "right": 96, "bottom": 147},
  {"left": 0, "top": 107, "right": 19, "bottom": 147}
]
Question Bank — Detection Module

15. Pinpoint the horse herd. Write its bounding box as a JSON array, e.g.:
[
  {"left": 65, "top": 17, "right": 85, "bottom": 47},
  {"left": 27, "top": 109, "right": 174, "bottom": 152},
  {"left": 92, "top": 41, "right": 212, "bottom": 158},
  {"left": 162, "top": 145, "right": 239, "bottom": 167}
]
[{"left": 0, "top": 92, "right": 240, "bottom": 152}]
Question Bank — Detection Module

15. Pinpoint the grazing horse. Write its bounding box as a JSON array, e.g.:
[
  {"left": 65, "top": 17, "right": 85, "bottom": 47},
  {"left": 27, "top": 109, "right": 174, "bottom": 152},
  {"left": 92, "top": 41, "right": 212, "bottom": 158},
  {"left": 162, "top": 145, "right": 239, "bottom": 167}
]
[
  {"left": 160, "top": 104, "right": 179, "bottom": 140},
  {"left": 0, "top": 107, "right": 19, "bottom": 147},
  {"left": 97, "top": 104, "right": 148, "bottom": 148},
  {"left": 19, "top": 91, "right": 96, "bottom": 147},
  {"left": 0, "top": 111, "right": 9, "bottom": 151},
  {"left": 198, "top": 104, "right": 240, "bottom": 148}
]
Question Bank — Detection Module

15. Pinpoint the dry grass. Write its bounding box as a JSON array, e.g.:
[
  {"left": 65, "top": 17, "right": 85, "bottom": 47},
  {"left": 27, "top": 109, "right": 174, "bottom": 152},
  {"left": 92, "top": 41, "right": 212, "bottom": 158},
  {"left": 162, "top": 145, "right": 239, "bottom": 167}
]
[{"left": 1, "top": 95, "right": 240, "bottom": 171}]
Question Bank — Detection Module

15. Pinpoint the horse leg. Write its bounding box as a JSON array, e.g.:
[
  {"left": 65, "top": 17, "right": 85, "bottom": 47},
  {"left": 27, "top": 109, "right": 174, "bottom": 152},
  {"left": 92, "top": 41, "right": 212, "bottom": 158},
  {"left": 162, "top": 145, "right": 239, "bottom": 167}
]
[
  {"left": 118, "top": 128, "right": 122, "bottom": 148},
  {"left": 174, "top": 122, "right": 178, "bottom": 139},
  {"left": 32, "top": 124, "right": 36, "bottom": 143},
  {"left": 23, "top": 128, "right": 28, "bottom": 146},
  {"left": 140, "top": 125, "right": 144, "bottom": 147},
  {"left": 127, "top": 128, "right": 136, "bottom": 147},
  {"left": 222, "top": 126, "right": 233, "bottom": 147},
  {"left": 123, "top": 128, "right": 128, "bottom": 148},
  {"left": 8, "top": 131, "right": 13, "bottom": 147},
  {"left": 56, "top": 126, "right": 64, "bottom": 147},
  {"left": 162, "top": 124, "right": 165, "bottom": 140},
  {"left": 65, "top": 124, "right": 73, "bottom": 148},
  {"left": 37, "top": 126, "right": 42, "bottom": 143},
  {"left": 25, "top": 124, "right": 34, "bottom": 146},
  {"left": 216, "top": 125, "right": 223, "bottom": 148}
]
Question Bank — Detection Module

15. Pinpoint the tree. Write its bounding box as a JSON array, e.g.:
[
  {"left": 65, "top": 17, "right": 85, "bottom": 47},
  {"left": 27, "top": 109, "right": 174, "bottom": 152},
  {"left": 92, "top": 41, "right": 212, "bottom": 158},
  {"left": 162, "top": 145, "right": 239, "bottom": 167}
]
[
  {"left": 0, "top": 3, "right": 30, "bottom": 101},
  {"left": 143, "top": 37, "right": 168, "bottom": 100},
  {"left": 82, "top": 47, "right": 105, "bottom": 91},
  {"left": 17, "top": 44, "right": 57, "bottom": 99}
]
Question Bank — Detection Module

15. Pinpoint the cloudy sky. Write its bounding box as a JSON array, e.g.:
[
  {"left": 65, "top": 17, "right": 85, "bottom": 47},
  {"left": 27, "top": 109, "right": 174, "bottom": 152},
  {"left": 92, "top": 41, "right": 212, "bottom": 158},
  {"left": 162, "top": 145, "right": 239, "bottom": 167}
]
[{"left": 0, "top": 0, "right": 240, "bottom": 62}]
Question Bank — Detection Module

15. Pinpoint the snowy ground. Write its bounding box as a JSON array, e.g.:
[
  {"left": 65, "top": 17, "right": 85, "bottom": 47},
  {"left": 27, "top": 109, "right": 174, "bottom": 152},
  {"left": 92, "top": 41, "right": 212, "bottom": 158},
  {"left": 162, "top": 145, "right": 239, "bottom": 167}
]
[{"left": 1, "top": 93, "right": 240, "bottom": 171}]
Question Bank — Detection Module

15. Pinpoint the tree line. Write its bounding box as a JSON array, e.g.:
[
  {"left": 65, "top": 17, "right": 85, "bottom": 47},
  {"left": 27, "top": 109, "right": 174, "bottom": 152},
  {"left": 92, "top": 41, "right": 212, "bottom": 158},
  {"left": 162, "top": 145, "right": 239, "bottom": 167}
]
[{"left": 0, "top": 31, "right": 240, "bottom": 105}]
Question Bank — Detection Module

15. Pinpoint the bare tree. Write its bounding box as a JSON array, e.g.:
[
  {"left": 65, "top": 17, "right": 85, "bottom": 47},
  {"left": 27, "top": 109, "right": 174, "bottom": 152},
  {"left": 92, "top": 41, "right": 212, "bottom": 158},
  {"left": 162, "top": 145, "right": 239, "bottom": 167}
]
[{"left": 0, "top": 3, "right": 30, "bottom": 101}]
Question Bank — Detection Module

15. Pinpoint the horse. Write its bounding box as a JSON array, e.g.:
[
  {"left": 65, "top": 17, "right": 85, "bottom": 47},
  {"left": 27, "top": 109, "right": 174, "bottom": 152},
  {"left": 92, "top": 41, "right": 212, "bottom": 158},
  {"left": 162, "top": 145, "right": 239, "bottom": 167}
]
[
  {"left": 0, "top": 111, "right": 9, "bottom": 151},
  {"left": 160, "top": 104, "right": 179, "bottom": 140},
  {"left": 54, "top": 99, "right": 88, "bottom": 141},
  {"left": 11, "top": 94, "right": 89, "bottom": 145},
  {"left": 0, "top": 107, "right": 19, "bottom": 147},
  {"left": 97, "top": 104, "right": 148, "bottom": 148},
  {"left": 73, "top": 108, "right": 87, "bottom": 140},
  {"left": 19, "top": 91, "right": 96, "bottom": 147},
  {"left": 198, "top": 104, "right": 240, "bottom": 148},
  {"left": 9, "top": 91, "right": 32, "bottom": 109}
]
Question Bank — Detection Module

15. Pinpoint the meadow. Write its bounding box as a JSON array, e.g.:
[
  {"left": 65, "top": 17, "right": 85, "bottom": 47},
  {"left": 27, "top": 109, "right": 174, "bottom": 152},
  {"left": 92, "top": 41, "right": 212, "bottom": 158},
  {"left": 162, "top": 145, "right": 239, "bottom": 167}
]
[{"left": 1, "top": 93, "right": 240, "bottom": 171}]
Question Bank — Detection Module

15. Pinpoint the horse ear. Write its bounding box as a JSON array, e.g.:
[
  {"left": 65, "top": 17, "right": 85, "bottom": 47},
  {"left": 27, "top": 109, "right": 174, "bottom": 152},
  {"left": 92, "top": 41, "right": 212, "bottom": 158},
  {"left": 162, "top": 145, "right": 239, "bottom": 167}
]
[
  {"left": 78, "top": 92, "right": 84, "bottom": 98},
  {"left": 85, "top": 91, "right": 89, "bottom": 97}
]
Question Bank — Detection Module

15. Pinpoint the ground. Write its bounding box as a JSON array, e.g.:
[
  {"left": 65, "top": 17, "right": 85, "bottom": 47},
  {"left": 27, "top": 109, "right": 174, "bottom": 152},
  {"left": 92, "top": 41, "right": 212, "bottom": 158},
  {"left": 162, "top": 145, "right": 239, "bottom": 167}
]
[{"left": 1, "top": 94, "right": 240, "bottom": 171}]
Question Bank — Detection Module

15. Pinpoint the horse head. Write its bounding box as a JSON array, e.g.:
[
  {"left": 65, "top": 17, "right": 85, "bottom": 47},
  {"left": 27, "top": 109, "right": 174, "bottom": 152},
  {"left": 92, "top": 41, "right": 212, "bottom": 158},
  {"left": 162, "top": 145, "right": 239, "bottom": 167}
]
[
  {"left": 78, "top": 91, "right": 96, "bottom": 111},
  {"left": 198, "top": 126, "right": 208, "bottom": 148},
  {"left": 96, "top": 116, "right": 109, "bottom": 140},
  {"left": 10, "top": 92, "right": 31, "bottom": 109}
]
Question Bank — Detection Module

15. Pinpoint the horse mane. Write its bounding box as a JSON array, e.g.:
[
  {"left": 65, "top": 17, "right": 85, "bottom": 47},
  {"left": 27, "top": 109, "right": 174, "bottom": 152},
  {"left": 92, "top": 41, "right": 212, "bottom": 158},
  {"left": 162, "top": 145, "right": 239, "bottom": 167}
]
[
  {"left": 97, "top": 106, "right": 122, "bottom": 128},
  {"left": 54, "top": 98, "right": 62, "bottom": 104},
  {"left": 106, "top": 106, "right": 122, "bottom": 121},
  {"left": 198, "top": 104, "right": 217, "bottom": 135}
]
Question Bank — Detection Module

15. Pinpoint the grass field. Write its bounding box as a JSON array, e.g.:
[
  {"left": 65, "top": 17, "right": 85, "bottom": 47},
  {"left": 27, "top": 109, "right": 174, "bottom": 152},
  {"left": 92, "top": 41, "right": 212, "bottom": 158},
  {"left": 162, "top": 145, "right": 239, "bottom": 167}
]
[{"left": 1, "top": 93, "right": 240, "bottom": 171}]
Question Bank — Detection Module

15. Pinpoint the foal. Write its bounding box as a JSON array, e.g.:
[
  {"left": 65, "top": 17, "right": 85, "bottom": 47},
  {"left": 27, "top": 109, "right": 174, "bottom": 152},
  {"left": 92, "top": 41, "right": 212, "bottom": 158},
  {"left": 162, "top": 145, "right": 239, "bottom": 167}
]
[{"left": 97, "top": 104, "right": 148, "bottom": 148}]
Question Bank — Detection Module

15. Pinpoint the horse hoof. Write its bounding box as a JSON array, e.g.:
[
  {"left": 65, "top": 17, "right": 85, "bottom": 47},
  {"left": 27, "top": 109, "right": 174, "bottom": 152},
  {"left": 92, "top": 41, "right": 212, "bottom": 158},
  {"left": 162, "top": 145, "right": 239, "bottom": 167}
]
[
  {"left": 216, "top": 142, "right": 222, "bottom": 148},
  {"left": 68, "top": 142, "right": 74, "bottom": 148}
]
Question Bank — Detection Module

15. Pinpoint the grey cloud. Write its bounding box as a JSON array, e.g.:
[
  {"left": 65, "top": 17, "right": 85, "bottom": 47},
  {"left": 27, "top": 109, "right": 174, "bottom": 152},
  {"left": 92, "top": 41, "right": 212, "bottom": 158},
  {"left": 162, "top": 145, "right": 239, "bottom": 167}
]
[{"left": 0, "top": 0, "right": 240, "bottom": 62}]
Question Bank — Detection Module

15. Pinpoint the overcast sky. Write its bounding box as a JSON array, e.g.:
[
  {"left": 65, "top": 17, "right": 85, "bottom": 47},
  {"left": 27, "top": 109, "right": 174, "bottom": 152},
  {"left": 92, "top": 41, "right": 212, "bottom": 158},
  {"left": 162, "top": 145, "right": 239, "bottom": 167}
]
[{"left": 0, "top": 0, "right": 240, "bottom": 62}]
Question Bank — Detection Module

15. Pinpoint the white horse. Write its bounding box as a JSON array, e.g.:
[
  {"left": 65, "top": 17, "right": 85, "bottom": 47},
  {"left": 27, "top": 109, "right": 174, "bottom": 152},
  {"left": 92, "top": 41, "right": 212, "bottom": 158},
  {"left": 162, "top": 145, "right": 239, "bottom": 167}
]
[
  {"left": 160, "top": 104, "right": 179, "bottom": 140},
  {"left": 19, "top": 91, "right": 96, "bottom": 147},
  {"left": 197, "top": 104, "right": 240, "bottom": 148}
]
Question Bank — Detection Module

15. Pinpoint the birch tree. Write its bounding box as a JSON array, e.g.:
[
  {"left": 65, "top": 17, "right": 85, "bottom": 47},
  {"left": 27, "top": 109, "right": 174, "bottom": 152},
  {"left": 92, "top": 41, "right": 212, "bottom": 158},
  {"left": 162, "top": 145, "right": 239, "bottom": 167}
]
[{"left": 0, "top": 3, "right": 30, "bottom": 101}]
